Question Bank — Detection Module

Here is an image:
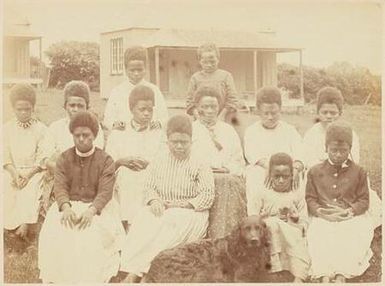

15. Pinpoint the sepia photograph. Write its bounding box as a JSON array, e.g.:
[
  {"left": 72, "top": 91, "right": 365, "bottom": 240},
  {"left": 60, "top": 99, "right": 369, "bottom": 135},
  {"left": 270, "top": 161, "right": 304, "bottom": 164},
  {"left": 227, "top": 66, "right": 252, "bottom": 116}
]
[{"left": 1, "top": 0, "right": 383, "bottom": 284}]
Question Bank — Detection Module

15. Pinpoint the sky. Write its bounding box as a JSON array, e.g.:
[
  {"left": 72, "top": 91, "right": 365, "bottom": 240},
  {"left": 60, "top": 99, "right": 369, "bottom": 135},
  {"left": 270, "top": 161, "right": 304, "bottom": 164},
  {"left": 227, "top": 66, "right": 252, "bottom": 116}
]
[{"left": 3, "top": 0, "right": 383, "bottom": 74}]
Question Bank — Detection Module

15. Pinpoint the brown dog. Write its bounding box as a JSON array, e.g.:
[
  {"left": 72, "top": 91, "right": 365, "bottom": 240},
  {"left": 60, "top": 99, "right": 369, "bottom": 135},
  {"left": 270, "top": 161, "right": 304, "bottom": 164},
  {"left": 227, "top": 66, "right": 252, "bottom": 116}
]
[{"left": 144, "top": 215, "right": 271, "bottom": 283}]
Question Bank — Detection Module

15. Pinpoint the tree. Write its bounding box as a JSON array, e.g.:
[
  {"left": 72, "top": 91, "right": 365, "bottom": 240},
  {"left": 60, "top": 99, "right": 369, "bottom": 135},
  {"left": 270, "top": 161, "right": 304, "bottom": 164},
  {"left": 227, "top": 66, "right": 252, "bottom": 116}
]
[
  {"left": 277, "top": 62, "right": 381, "bottom": 105},
  {"left": 45, "top": 41, "right": 100, "bottom": 90}
]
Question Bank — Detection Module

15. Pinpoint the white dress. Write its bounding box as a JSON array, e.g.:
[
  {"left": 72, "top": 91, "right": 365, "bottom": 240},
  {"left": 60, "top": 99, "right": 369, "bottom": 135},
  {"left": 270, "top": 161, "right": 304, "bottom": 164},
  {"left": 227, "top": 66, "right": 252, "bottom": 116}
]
[
  {"left": 303, "top": 122, "right": 381, "bottom": 228},
  {"left": 38, "top": 201, "right": 124, "bottom": 283},
  {"left": 105, "top": 123, "right": 164, "bottom": 222},
  {"left": 120, "top": 151, "right": 215, "bottom": 276},
  {"left": 253, "top": 189, "right": 310, "bottom": 279},
  {"left": 307, "top": 214, "right": 373, "bottom": 279},
  {"left": 244, "top": 120, "right": 304, "bottom": 215},
  {"left": 103, "top": 79, "right": 168, "bottom": 130},
  {"left": 191, "top": 120, "right": 245, "bottom": 176},
  {"left": 3, "top": 119, "right": 52, "bottom": 230}
]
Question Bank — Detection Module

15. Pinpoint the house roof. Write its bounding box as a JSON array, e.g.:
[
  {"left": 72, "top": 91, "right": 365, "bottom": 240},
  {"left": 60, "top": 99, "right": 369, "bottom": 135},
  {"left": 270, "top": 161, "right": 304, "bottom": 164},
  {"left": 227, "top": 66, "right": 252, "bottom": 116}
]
[
  {"left": 102, "top": 27, "right": 302, "bottom": 52},
  {"left": 4, "top": 6, "right": 41, "bottom": 40}
]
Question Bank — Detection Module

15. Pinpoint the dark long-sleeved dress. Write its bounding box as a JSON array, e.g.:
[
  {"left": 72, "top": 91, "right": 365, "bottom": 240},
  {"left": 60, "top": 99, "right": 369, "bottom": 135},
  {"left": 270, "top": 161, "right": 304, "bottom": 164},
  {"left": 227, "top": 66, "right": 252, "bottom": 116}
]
[{"left": 38, "top": 147, "right": 124, "bottom": 283}]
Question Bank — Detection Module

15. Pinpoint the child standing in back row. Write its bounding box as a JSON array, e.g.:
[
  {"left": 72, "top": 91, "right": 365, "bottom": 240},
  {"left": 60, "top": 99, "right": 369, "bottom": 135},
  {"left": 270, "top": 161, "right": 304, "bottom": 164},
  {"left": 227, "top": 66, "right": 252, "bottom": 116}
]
[
  {"left": 103, "top": 46, "right": 168, "bottom": 132},
  {"left": 186, "top": 43, "right": 239, "bottom": 123}
]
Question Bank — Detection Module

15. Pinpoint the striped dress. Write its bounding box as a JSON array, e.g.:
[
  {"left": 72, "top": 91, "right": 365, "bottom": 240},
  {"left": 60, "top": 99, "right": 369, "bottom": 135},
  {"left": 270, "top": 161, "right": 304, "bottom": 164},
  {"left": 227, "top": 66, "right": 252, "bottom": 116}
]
[{"left": 120, "top": 149, "right": 215, "bottom": 276}]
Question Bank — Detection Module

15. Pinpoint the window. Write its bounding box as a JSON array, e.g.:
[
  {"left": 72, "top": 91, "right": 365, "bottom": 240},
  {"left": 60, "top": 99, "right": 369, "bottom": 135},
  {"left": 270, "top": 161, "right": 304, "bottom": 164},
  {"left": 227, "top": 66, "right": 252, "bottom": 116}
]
[{"left": 110, "top": 37, "right": 124, "bottom": 75}]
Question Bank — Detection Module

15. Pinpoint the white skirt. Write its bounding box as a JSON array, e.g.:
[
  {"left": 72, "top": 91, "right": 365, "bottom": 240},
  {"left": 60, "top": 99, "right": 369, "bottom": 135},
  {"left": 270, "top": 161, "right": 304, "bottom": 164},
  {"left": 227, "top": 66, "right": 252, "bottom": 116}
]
[
  {"left": 307, "top": 215, "right": 374, "bottom": 279},
  {"left": 38, "top": 200, "right": 125, "bottom": 283},
  {"left": 115, "top": 167, "right": 147, "bottom": 223},
  {"left": 120, "top": 206, "right": 209, "bottom": 276},
  {"left": 3, "top": 169, "right": 43, "bottom": 230}
]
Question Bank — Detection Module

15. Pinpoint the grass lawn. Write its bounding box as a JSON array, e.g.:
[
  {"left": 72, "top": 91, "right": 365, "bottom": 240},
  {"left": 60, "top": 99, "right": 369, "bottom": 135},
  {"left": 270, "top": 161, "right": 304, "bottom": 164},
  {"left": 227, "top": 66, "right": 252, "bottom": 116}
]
[{"left": 3, "top": 88, "right": 382, "bottom": 283}]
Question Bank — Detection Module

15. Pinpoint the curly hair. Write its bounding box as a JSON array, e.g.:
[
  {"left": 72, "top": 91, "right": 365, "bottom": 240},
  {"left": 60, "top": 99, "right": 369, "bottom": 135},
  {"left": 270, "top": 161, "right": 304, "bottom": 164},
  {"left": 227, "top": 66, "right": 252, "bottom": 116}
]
[
  {"left": 9, "top": 83, "right": 36, "bottom": 107},
  {"left": 197, "top": 43, "right": 220, "bottom": 60}
]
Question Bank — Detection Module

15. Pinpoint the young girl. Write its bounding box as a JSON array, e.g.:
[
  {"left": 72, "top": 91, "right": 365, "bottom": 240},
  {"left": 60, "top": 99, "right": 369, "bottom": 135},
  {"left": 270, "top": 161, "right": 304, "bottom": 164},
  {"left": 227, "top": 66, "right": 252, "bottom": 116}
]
[
  {"left": 186, "top": 43, "right": 239, "bottom": 123},
  {"left": 306, "top": 122, "right": 374, "bottom": 283},
  {"left": 244, "top": 87, "right": 304, "bottom": 215},
  {"left": 38, "top": 111, "right": 124, "bottom": 283},
  {"left": 253, "top": 153, "right": 310, "bottom": 283},
  {"left": 3, "top": 84, "right": 52, "bottom": 242},
  {"left": 106, "top": 85, "right": 164, "bottom": 232},
  {"left": 303, "top": 87, "right": 381, "bottom": 228}
]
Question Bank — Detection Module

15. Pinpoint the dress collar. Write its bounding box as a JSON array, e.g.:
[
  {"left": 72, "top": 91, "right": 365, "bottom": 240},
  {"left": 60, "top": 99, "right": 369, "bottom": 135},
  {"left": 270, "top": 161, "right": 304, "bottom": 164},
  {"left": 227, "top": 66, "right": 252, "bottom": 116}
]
[
  {"left": 75, "top": 146, "right": 96, "bottom": 157},
  {"left": 327, "top": 158, "right": 349, "bottom": 169},
  {"left": 131, "top": 119, "right": 149, "bottom": 132},
  {"left": 16, "top": 118, "right": 37, "bottom": 129}
]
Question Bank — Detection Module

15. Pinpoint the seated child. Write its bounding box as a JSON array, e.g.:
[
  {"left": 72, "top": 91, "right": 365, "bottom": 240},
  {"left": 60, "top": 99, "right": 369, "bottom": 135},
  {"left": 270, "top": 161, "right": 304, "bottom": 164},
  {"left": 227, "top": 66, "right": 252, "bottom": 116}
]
[
  {"left": 306, "top": 121, "right": 374, "bottom": 283},
  {"left": 191, "top": 86, "right": 244, "bottom": 176},
  {"left": 253, "top": 153, "right": 310, "bottom": 283},
  {"left": 303, "top": 87, "right": 381, "bottom": 228},
  {"left": 186, "top": 43, "right": 239, "bottom": 123},
  {"left": 106, "top": 85, "right": 164, "bottom": 232},
  {"left": 244, "top": 87, "right": 304, "bottom": 215},
  {"left": 3, "top": 84, "right": 53, "bottom": 243}
]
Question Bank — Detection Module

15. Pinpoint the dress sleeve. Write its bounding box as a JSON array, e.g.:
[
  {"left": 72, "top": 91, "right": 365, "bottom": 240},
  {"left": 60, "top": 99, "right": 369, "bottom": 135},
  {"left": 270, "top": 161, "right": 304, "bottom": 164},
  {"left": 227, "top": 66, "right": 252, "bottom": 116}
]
[
  {"left": 348, "top": 168, "right": 369, "bottom": 215},
  {"left": 305, "top": 169, "right": 322, "bottom": 216},
  {"left": 104, "top": 131, "right": 120, "bottom": 161},
  {"left": 143, "top": 161, "right": 162, "bottom": 205},
  {"left": 222, "top": 127, "right": 244, "bottom": 175},
  {"left": 244, "top": 125, "right": 263, "bottom": 166},
  {"left": 186, "top": 75, "right": 197, "bottom": 115},
  {"left": 54, "top": 154, "right": 71, "bottom": 211},
  {"left": 187, "top": 163, "right": 215, "bottom": 211},
  {"left": 3, "top": 125, "right": 13, "bottom": 167},
  {"left": 35, "top": 124, "right": 55, "bottom": 168},
  {"left": 92, "top": 155, "right": 115, "bottom": 214},
  {"left": 153, "top": 86, "right": 169, "bottom": 128},
  {"left": 224, "top": 72, "right": 238, "bottom": 112},
  {"left": 103, "top": 88, "right": 118, "bottom": 130},
  {"left": 290, "top": 126, "right": 304, "bottom": 166}
]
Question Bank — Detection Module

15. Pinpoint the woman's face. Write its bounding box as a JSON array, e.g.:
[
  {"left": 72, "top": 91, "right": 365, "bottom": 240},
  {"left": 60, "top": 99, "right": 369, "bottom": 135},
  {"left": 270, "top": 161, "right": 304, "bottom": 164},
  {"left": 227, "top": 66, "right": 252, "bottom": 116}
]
[
  {"left": 318, "top": 103, "right": 341, "bottom": 127},
  {"left": 72, "top": 126, "right": 95, "bottom": 153},
  {"left": 327, "top": 141, "right": 350, "bottom": 165},
  {"left": 259, "top": 103, "right": 281, "bottom": 129},
  {"left": 131, "top": 100, "right": 154, "bottom": 126},
  {"left": 126, "top": 60, "right": 146, "bottom": 85},
  {"left": 167, "top": 132, "right": 192, "bottom": 160},
  {"left": 199, "top": 51, "right": 219, "bottom": 73},
  {"left": 14, "top": 100, "right": 33, "bottom": 123},
  {"left": 197, "top": 96, "right": 219, "bottom": 124},
  {"left": 271, "top": 165, "right": 292, "bottom": 192},
  {"left": 65, "top": 96, "right": 87, "bottom": 119}
]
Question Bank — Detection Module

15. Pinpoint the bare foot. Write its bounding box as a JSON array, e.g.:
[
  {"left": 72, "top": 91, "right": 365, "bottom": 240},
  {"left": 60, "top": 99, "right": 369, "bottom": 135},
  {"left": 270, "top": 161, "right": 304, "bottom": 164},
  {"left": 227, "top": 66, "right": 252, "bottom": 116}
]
[
  {"left": 335, "top": 274, "right": 346, "bottom": 283},
  {"left": 121, "top": 273, "right": 141, "bottom": 283},
  {"left": 321, "top": 276, "right": 330, "bottom": 283},
  {"left": 15, "top": 224, "right": 28, "bottom": 240}
]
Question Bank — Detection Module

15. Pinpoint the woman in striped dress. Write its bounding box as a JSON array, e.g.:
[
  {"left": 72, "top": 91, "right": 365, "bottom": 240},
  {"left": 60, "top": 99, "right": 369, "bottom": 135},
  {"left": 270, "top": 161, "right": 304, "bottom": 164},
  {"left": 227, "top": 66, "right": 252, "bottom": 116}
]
[{"left": 120, "top": 115, "right": 215, "bottom": 283}]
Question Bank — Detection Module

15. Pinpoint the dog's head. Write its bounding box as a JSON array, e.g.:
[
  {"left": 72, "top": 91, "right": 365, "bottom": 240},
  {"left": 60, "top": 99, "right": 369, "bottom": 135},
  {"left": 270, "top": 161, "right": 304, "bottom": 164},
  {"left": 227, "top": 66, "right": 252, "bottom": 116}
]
[
  {"left": 228, "top": 215, "right": 270, "bottom": 251},
  {"left": 239, "top": 215, "right": 270, "bottom": 248}
]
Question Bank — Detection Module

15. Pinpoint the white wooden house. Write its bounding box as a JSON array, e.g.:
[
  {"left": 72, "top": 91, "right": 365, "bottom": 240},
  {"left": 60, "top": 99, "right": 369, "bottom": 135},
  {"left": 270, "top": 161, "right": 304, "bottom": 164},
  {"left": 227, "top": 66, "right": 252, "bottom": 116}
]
[
  {"left": 100, "top": 27, "right": 304, "bottom": 107},
  {"left": 3, "top": 8, "right": 43, "bottom": 87}
]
